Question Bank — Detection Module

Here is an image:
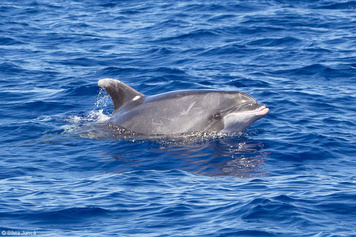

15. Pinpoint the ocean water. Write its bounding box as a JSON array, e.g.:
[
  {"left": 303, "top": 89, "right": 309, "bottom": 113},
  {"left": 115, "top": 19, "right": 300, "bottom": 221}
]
[{"left": 1, "top": 0, "right": 356, "bottom": 236}]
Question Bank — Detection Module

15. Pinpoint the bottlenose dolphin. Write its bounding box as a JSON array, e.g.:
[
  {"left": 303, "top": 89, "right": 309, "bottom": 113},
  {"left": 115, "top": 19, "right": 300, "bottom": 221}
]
[{"left": 97, "top": 78, "right": 269, "bottom": 136}]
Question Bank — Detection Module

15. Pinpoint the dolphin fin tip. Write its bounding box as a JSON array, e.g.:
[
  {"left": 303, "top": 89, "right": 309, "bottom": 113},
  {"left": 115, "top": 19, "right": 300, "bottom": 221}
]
[{"left": 98, "top": 78, "right": 116, "bottom": 88}]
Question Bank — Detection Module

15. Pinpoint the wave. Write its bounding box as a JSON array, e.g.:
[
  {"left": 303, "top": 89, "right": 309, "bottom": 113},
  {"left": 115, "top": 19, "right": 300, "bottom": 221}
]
[
  {"left": 316, "top": 1, "right": 356, "bottom": 9},
  {"left": 247, "top": 36, "right": 302, "bottom": 47}
]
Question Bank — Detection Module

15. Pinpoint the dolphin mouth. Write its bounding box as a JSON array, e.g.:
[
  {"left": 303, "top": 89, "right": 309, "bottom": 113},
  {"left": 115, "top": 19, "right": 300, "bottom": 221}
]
[
  {"left": 217, "top": 103, "right": 269, "bottom": 119},
  {"left": 254, "top": 104, "right": 269, "bottom": 116},
  {"left": 225, "top": 103, "right": 269, "bottom": 117},
  {"left": 238, "top": 103, "right": 269, "bottom": 113}
]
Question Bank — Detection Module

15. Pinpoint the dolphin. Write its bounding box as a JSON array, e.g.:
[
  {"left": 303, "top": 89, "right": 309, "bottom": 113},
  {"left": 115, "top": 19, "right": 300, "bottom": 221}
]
[{"left": 97, "top": 78, "right": 269, "bottom": 136}]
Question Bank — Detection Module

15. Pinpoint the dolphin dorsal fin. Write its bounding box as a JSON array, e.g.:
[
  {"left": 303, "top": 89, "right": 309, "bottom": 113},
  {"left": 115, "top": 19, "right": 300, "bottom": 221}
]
[{"left": 98, "top": 78, "right": 144, "bottom": 112}]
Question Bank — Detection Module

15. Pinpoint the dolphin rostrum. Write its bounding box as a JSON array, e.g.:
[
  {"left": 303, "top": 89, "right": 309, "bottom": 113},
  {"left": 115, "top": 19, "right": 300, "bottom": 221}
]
[{"left": 97, "top": 78, "right": 269, "bottom": 136}]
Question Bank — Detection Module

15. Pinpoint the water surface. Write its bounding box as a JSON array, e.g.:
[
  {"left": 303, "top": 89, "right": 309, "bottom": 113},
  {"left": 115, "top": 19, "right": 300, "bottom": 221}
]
[{"left": 1, "top": 0, "right": 356, "bottom": 236}]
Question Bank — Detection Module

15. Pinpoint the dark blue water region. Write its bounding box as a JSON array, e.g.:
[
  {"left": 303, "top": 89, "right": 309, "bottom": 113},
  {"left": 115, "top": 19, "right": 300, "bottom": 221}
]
[{"left": 1, "top": 0, "right": 356, "bottom": 236}]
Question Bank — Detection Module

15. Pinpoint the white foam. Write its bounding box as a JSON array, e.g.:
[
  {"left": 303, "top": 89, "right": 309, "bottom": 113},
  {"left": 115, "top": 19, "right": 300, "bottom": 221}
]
[
  {"left": 88, "top": 109, "right": 110, "bottom": 123},
  {"left": 67, "top": 115, "right": 83, "bottom": 123}
]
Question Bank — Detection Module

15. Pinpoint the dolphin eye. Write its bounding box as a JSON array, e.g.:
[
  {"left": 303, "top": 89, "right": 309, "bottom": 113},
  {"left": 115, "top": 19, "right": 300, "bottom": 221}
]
[{"left": 213, "top": 112, "right": 221, "bottom": 119}]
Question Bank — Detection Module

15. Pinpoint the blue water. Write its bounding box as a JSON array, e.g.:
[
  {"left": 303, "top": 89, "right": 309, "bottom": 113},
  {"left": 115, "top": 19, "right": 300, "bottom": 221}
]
[{"left": 1, "top": 0, "right": 356, "bottom": 236}]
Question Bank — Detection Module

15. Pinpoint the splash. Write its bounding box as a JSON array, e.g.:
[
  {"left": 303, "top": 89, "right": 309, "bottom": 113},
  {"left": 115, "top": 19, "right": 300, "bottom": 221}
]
[
  {"left": 66, "top": 88, "right": 110, "bottom": 125},
  {"left": 62, "top": 89, "right": 111, "bottom": 139},
  {"left": 94, "top": 88, "right": 109, "bottom": 111}
]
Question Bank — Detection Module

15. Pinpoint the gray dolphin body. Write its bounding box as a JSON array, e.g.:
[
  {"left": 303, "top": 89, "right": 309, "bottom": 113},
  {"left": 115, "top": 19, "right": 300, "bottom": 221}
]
[{"left": 98, "top": 78, "right": 269, "bottom": 136}]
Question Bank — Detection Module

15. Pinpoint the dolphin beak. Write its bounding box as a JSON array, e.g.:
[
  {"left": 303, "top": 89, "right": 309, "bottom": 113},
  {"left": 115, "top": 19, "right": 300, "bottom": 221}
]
[{"left": 254, "top": 104, "right": 269, "bottom": 116}]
